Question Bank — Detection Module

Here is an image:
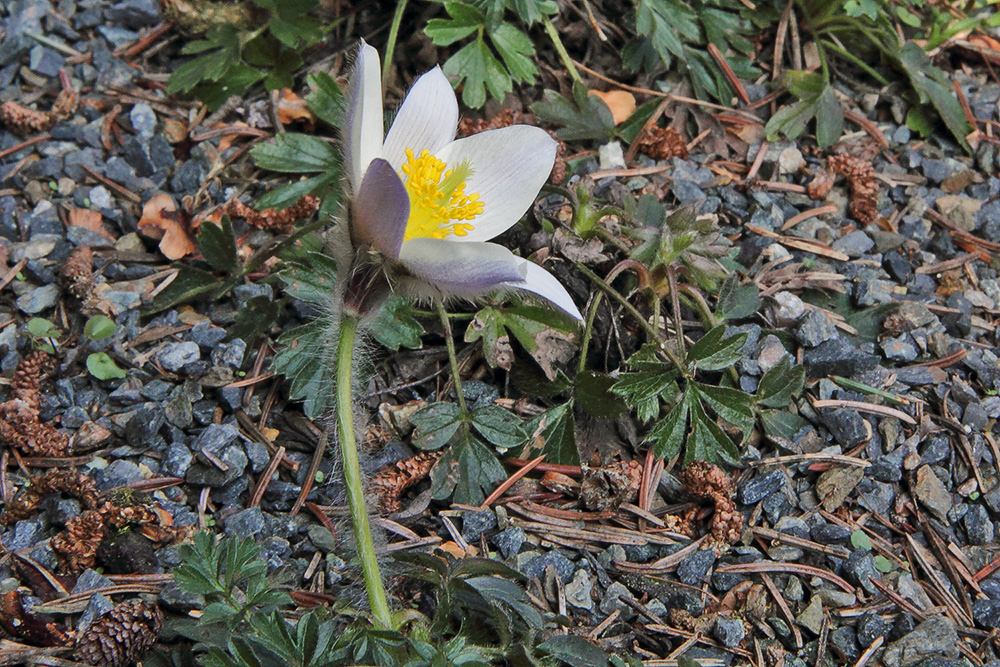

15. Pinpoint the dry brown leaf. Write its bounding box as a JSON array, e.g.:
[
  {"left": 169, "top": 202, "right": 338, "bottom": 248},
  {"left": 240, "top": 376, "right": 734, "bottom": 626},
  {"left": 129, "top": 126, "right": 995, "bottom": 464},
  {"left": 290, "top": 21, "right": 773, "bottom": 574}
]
[
  {"left": 590, "top": 89, "right": 636, "bottom": 126},
  {"left": 970, "top": 34, "right": 1000, "bottom": 51},
  {"left": 161, "top": 118, "right": 189, "bottom": 143},
  {"left": 68, "top": 208, "right": 115, "bottom": 242},
  {"left": 137, "top": 194, "right": 197, "bottom": 260},
  {"left": 277, "top": 88, "right": 316, "bottom": 129},
  {"left": 216, "top": 121, "right": 249, "bottom": 152}
]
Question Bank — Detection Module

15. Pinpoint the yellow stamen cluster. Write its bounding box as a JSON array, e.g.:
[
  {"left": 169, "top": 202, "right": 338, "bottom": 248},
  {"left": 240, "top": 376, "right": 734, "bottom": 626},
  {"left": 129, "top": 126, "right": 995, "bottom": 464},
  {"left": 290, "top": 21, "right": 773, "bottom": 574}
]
[{"left": 400, "top": 148, "right": 483, "bottom": 241}]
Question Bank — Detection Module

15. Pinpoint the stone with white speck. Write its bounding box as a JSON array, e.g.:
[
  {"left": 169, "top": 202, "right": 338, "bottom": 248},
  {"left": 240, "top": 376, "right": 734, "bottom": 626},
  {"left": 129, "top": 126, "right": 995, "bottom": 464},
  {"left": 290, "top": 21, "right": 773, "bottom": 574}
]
[{"left": 130, "top": 103, "right": 156, "bottom": 138}]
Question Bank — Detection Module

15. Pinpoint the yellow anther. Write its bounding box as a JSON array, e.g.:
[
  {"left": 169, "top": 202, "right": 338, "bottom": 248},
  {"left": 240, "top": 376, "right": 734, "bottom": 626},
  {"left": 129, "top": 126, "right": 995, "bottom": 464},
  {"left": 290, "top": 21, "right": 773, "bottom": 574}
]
[{"left": 400, "top": 148, "right": 484, "bottom": 241}]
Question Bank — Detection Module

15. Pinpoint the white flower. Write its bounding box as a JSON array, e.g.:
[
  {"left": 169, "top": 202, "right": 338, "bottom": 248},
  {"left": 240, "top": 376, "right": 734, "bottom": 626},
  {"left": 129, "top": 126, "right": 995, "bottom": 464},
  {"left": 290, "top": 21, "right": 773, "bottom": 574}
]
[{"left": 344, "top": 40, "right": 582, "bottom": 320}]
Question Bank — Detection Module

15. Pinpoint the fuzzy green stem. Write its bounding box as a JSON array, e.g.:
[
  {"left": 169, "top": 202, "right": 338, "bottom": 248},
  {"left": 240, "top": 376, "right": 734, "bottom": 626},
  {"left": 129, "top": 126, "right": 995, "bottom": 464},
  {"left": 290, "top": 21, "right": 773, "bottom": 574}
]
[
  {"left": 336, "top": 315, "right": 392, "bottom": 629},
  {"left": 577, "top": 292, "right": 604, "bottom": 375},
  {"left": 382, "top": 0, "right": 409, "bottom": 93},
  {"left": 542, "top": 15, "right": 582, "bottom": 83},
  {"left": 437, "top": 301, "right": 468, "bottom": 414}
]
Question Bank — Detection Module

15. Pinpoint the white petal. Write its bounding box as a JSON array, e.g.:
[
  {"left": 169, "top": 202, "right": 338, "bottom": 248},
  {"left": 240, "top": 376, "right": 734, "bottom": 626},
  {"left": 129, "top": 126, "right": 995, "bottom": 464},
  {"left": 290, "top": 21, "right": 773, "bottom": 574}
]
[
  {"left": 505, "top": 261, "right": 582, "bottom": 320},
  {"left": 399, "top": 239, "right": 525, "bottom": 298},
  {"left": 434, "top": 126, "right": 556, "bottom": 242},
  {"left": 381, "top": 67, "right": 459, "bottom": 172},
  {"left": 345, "top": 40, "right": 384, "bottom": 194}
]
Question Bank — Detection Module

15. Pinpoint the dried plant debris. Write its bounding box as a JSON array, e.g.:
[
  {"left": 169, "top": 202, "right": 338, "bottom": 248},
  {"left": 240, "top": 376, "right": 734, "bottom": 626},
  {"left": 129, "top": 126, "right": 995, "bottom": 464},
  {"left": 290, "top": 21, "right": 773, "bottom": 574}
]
[
  {"left": 0, "top": 352, "right": 70, "bottom": 458},
  {"left": 51, "top": 509, "right": 105, "bottom": 573},
  {"left": 1, "top": 469, "right": 100, "bottom": 524},
  {"left": 0, "top": 89, "right": 79, "bottom": 134},
  {"left": 828, "top": 153, "right": 879, "bottom": 224},
  {"left": 370, "top": 450, "right": 444, "bottom": 512},
  {"left": 73, "top": 598, "right": 163, "bottom": 667},
  {"left": 60, "top": 245, "right": 95, "bottom": 301},
  {"left": 635, "top": 126, "right": 689, "bottom": 161},
  {"left": 225, "top": 193, "right": 320, "bottom": 234},
  {"left": 579, "top": 460, "right": 642, "bottom": 511},
  {"left": 679, "top": 460, "right": 743, "bottom": 550},
  {"left": 0, "top": 591, "right": 70, "bottom": 647}
]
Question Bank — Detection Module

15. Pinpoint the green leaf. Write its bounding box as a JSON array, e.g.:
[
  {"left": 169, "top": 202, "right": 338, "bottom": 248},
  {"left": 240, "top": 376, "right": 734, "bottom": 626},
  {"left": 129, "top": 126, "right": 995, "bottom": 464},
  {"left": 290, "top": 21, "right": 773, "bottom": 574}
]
[
  {"left": 905, "top": 105, "right": 935, "bottom": 138},
  {"left": 83, "top": 315, "right": 116, "bottom": 342},
  {"left": 273, "top": 317, "right": 335, "bottom": 419},
  {"left": 470, "top": 404, "right": 527, "bottom": 449},
  {"left": 537, "top": 634, "right": 609, "bottom": 667},
  {"left": 531, "top": 82, "right": 616, "bottom": 142},
  {"left": 897, "top": 42, "right": 972, "bottom": 153},
  {"left": 693, "top": 381, "right": 755, "bottom": 437},
  {"left": 142, "top": 266, "right": 226, "bottom": 315},
  {"left": 306, "top": 72, "right": 344, "bottom": 127},
  {"left": 616, "top": 98, "right": 662, "bottom": 144},
  {"left": 229, "top": 295, "right": 281, "bottom": 345},
  {"left": 411, "top": 402, "right": 464, "bottom": 450},
  {"left": 277, "top": 252, "right": 338, "bottom": 305},
  {"left": 86, "top": 352, "right": 126, "bottom": 380},
  {"left": 443, "top": 35, "right": 510, "bottom": 108},
  {"left": 816, "top": 85, "right": 845, "bottom": 149},
  {"left": 431, "top": 431, "right": 507, "bottom": 504},
  {"left": 677, "top": 656, "right": 700, "bottom": 667},
  {"left": 490, "top": 24, "right": 536, "bottom": 84},
  {"left": 526, "top": 401, "right": 579, "bottom": 466},
  {"left": 647, "top": 391, "right": 690, "bottom": 460},
  {"left": 687, "top": 395, "right": 740, "bottom": 464},
  {"left": 874, "top": 555, "right": 893, "bottom": 572},
  {"left": 27, "top": 318, "right": 60, "bottom": 339},
  {"left": 688, "top": 325, "right": 746, "bottom": 371},
  {"left": 851, "top": 529, "right": 873, "bottom": 551},
  {"left": 717, "top": 274, "right": 761, "bottom": 321},
  {"left": 250, "top": 133, "right": 340, "bottom": 173},
  {"left": 198, "top": 217, "right": 240, "bottom": 274},
  {"left": 755, "top": 356, "right": 805, "bottom": 408},
  {"left": 465, "top": 575, "right": 543, "bottom": 629},
  {"left": 760, "top": 409, "right": 810, "bottom": 448},
  {"left": 611, "top": 345, "right": 677, "bottom": 423},
  {"left": 369, "top": 296, "right": 425, "bottom": 351},
  {"left": 256, "top": 172, "right": 340, "bottom": 211},
  {"left": 425, "top": 2, "right": 484, "bottom": 46},
  {"left": 575, "top": 370, "right": 627, "bottom": 420},
  {"left": 765, "top": 71, "right": 843, "bottom": 146}
]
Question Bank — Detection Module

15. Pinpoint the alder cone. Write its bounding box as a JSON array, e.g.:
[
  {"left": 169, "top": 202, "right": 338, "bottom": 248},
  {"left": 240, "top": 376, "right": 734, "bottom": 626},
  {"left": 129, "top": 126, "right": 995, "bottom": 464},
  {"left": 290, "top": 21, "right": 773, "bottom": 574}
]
[{"left": 74, "top": 598, "right": 163, "bottom": 667}]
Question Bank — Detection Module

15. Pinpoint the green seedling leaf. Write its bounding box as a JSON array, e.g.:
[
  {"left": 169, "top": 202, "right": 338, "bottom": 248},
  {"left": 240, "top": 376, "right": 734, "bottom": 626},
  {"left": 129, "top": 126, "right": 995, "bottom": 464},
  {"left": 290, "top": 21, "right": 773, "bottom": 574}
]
[
  {"left": 688, "top": 325, "right": 747, "bottom": 371},
  {"left": 87, "top": 352, "right": 126, "bottom": 380},
  {"left": 491, "top": 24, "right": 536, "bottom": 84},
  {"left": 83, "top": 315, "right": 116, "bottom": 342},
  {"left": 538, "top": 634, "right": 610, "bottom": 667},
  {"left": 717, "top": 274, "right": 761, "bottom": 321},
  {"left": 874, "top": 555, "right": 893, "bottom": 573},
  {"left": 369, "top": 296, "right": 425, "bottom": 351},
  {"left": 470, "top": 404, "right": 527, "bottom": 449},
  {"left": 755, "top": 356, "right": 805, "bottom": 408},
  {"left": 851, "top": 529, "right": 873, "bottom": 551},
  {"left": 526, "top": 401, "right": 579, "bottom": 466},
  {"left": 531, "top": 82, "right": 616, "bottom": 142},
  {"left": 765, "top": 71, "right": 843, "bottom": 148},
  {"left": 306, "top": 72, "right": 345, "bottom": 127},
  {"left": 411, "top": 402, "right": 464, "bottom": 450},
  {"left": 277, "top": 252, "right": 338, "bottom": 306},
  {"left": 897, "top": 42, "right": 972, "bottom": 153},
  {"left": 273, "top": 317, "right": 335, "bottom": 419},
  {"left": 250, "top": 133, "right": 340, "bottom": 174},
  {"left": 198, "top": 217, "right": 240, "bottom": 274},
  {"left": 687, "top": 395, "right": 740, "bottom": 464},
  {"left": 612, "top": 348, "right": 677, "bottom": 423},
  {"left": 575, "top": 370, "right": 627, "bottom": 420},
  {"left": 431, "top": 431, "right": 507, "bottom": 505},
  {"left": 27, "top": 318, "right": 60, "bottom": 339}
]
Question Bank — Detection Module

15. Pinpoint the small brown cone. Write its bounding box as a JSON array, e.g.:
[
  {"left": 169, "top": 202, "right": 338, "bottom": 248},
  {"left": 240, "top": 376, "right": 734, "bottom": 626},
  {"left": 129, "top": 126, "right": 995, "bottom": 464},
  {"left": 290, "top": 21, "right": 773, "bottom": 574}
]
[
  {"left": 74, "top": 598, "right": 163, "bottom": 667},
  {"left": 61, "top": 245, "right": 94, "bottom": 301}
]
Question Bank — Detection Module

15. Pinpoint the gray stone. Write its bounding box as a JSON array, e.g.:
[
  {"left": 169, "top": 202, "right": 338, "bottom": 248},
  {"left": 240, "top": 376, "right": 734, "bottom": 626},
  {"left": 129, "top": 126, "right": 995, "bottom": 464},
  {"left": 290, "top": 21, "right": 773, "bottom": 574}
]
[
  {"left": 163, "top": 441, "right": 193, "bottom": 477},
  {"left": 913, "top": 465, "right": 952, "bottom": 522},
  {"left": 522, "top": 551, "right": 574, "bottom": 583},
  {"left": 78, "top": 593, "right": 114, "bottom": 633},
  {"left": 713, "top": 618, "right": 745, "bottom": 647},
  {"left": 492, "top": 527, "right": 525, "bottom": 558},
  {"left": 963, "top": 402, "right": 989, "bottom": 432},
  {"left": 857, "top": 611, "right": 891, "bottom": 647},
  {"left": 804, "top": 339, "right": 879, "bottom": 377},
  {"left": 830, "top": 626, "right": 860, "bottom": 662},
  {"left": 461, "top": 509, "right": 496, "bottom": 542},
  {"left": 159, "top": 581, "right": 204, "bottom": 612},
  {"left": 129, "top": 102, "right": 156, "bottom": 138},
  {"left": 565, "top": 569, "right": 594, "bottom": 611},
  {"left": 16, "top": 284, "right": 61, "bottom": 314},
  {"left": 738, "top": 469, "right": 784, "bottom": 505},
  {"left": 96, "top": 459, "right": 143, "bottom": 490},
  {"left": 796, "top": 595, "right": 824, "bottom": 634},
  {"left": 796, "top": 309, "right": 838, "bottom": 347},
  {"left": 224, "top": 507, "right": 265, "bottom": 537},
  {"left": 72, "top": 569, "right": 113, "bottom": 594},
  {"left": 598, "top": 581, "right": 636, "bottom": 620},
  {"left": 832, "top": 231, "right": 875, "bottom": 257},
  {"left": 964, "top": 505, "right": 994, "bottom": 545},
  {"left": 211, "top": 339, "right": 246, "bottom": 369},
  {"left": 772, "top": 291, "right": 806, "bottom": 326},
  {"left": 158, "top": 341, "right": 200, "bottom": 372},
  {"left": 821, "top": 408, "right": 867, "bottom": 447},
  {"left": 105, "top": 0, "right": 160, "bottom": 28},
  {"left": 677, "top": 549, "right": 716, "bottom": 585},
  {"left": 6, "top": 520, "right": 43, "bottom": 551},
  {"left": 973, "top": 598, "right": 1000, "bottom": 629},
  {"left": 843, "top": 549, "right": 879, "bottom": 594},
  {"left": 882, "top": 616, "right": 959, "bottom": 667}
]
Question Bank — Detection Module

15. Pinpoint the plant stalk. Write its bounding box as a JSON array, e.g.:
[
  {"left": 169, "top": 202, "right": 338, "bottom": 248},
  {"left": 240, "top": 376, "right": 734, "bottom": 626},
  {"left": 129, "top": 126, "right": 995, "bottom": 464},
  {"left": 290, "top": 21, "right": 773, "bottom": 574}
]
[
  {"left": 542, "top": 15, "right": 582, "bottom": 83},
  {"left": 382, "top": 0, "right": 409, "bottom": 93},
  {"left": 437, "top": 301, "right": 468, "bottom": 415},
  {"left": 335, "top": 314, "right": 392, "bottom": 628}
]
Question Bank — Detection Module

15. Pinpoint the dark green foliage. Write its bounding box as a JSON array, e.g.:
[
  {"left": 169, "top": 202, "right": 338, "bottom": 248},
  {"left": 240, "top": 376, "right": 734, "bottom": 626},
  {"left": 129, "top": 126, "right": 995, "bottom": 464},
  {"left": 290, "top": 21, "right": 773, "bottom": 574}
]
[
  {"left": 531, "top": 83, "right": 617, "bottom": 143},
  {"left": 764, "top": 71, "right": 844, "bottom": 149},
  {"left": 167, "top": 0, "right": 324, "bottom": 109},
  {"left": 250, "top": 134, "right": 343, "bottom": 215}
]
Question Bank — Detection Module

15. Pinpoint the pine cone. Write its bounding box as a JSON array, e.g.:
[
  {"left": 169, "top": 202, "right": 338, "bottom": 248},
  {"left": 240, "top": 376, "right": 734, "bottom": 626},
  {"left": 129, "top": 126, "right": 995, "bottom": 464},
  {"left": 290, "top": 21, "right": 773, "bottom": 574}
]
[
  {"left": 51, "top": 510, "right": 104, "bottom": 573},
  {"left": 2, "top": 469, "right": 99, "bottom": 524},
  {"left": 61, "top": 246, "right": 94, "bottom": 301},
  {"left": 0, "top": 101, "right": 55, "bottom": 133},
  {"left": 11, "top": 350, "right": 54, "bottom": 411},
  {"left": 225, "top": 194, "right": 320, "bottom": 234},
  {"left": 370, "top": 450, "right": 443, "bottom": 512},
  {"left": 0, "top": 400, "right": 71, "bottom": 457},
  {"left": 74, "top": 599, "right": 163, "bottom": 667},
  {"left": 635, "top": 126, "right": 689, "bottom": 161},
  {"left": 828, "top": 153, "right": 879, "bottom": 225}
]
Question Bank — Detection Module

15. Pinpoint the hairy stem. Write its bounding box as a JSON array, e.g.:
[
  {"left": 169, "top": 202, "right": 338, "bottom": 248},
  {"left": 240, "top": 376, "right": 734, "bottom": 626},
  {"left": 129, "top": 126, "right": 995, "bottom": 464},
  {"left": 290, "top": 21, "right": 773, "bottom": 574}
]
[
  {"left": 336, "top": 315, "right": 392, "bottom": 628},
  {"left": 543, "top": 15, "right": 582, "bottom": 83},
  {"left": 437, "top": 300, "right": 468, "bottom": 415}
]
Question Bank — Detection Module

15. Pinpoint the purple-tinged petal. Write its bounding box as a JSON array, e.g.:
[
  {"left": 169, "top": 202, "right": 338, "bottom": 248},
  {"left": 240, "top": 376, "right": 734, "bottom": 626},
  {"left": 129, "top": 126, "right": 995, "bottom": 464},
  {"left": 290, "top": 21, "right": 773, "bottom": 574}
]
[
  {"left": 345, "top": 40, "right": 384, "bottom": 194},
  {"left": 503, "top": 261, "right": 582, "bottom": 320},
  {"left": 382, "top": 67, "right": 458, "bottom": 172},
  {"left": 398, "top": 239, "right": 525, "bottom": 298},
  {"left": 434, "top": 126, "right": 556, "bottom": 242},
  {"left": 352, "top": 158, "right": 409, "bottom": 260}
]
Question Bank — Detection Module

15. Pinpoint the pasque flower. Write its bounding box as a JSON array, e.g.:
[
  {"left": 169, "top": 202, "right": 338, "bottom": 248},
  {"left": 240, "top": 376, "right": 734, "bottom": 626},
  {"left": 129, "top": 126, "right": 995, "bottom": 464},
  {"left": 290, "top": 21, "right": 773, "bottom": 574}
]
[{"left": 344, "top": 40, "right": 582, "bottom": 320}]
